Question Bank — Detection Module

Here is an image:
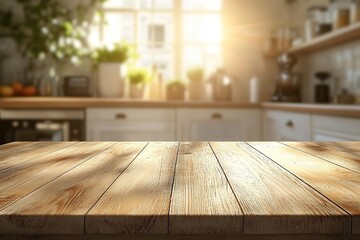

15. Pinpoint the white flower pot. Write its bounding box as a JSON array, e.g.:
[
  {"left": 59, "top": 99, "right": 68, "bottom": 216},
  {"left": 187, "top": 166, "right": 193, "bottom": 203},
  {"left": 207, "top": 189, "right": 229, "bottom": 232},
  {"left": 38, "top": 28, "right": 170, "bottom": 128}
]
[{"left": 98, "top": 63, "right": 125, "bottom": 98}]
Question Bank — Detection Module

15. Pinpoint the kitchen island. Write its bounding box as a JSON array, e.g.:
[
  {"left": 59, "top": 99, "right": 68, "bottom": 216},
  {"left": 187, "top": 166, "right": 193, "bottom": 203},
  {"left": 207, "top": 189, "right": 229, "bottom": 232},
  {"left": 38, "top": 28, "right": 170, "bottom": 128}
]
[{"left": 0, "top": 141, "right": 359, "bottom": 239}]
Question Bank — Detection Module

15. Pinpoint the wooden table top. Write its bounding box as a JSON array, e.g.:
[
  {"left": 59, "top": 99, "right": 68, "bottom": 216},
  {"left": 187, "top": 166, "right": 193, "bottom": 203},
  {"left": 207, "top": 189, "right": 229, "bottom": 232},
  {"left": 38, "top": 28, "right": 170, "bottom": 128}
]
[{"left": 0, "top": 142, "right": 359, "bottom": 239}]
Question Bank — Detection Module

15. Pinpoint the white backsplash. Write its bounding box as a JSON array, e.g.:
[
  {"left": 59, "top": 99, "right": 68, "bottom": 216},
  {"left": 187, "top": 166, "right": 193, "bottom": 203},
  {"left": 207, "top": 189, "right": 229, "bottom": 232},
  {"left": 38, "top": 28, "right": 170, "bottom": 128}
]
[{"left": 300, "top": 39, "right": 360, "bottom": 103}]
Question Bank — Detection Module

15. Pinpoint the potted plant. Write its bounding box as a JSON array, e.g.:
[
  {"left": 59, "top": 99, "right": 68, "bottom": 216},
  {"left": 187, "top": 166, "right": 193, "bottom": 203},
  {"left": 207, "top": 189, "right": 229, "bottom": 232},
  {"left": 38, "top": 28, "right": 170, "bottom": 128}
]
[
  {"left": 0, "top": 0, "right": 104, "bottom": 96},
  {"left": 166, "top": 80, "right": 186, "bottom": 101},
  {"left": 92, "top": 43, "right": 132, "bottom": 98},
  {"left": 187, "top": 66, "right": 204, "bottom": 101},
  {"left": 127, "top": 67, "right": 150, "bottom": 99}
]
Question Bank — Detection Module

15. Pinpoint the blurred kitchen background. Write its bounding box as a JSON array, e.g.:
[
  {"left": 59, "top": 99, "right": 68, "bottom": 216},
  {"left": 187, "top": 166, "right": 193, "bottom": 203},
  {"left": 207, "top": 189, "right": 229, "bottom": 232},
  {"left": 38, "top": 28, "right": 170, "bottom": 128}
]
[{"left": 1, "top": 0, "right": 360, "bottom": 143}]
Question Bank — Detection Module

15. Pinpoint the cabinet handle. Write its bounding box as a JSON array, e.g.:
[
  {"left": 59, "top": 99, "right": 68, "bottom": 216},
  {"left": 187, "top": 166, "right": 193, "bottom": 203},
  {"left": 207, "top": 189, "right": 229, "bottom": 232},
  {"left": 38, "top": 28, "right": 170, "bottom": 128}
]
[
  {"left": 211, "top": 113, "right": 223, "bottom": 119},
  {"left": 286, "top": 120, "right": 294, "bottom": 128},
  {"left": 115, "top": 113, "right": 127, "bottom": 120}
]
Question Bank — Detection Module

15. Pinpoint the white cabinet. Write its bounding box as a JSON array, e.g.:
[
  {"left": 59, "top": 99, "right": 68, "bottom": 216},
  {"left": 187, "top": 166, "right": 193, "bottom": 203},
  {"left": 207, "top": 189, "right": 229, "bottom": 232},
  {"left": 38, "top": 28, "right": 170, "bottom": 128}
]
[
  {"left": 86, "top": 108, "right": 176, "bottom": 141},
  {"left": 263, "top": 110, "right": 311, "bottom": 141},
  {"left": 312, "top": 115, "right": 360, "bottom": 141},
  {"left": 176, "top": 109, "right": 261, "bottom": 141}
]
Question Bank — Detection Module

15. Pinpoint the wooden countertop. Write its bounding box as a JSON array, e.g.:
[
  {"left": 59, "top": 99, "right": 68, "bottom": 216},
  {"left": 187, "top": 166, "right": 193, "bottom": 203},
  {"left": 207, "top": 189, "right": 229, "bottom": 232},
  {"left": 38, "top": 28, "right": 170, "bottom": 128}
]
[
  {"left": 1, "top": 97, "right": 360, "bottom": 118},
  {"left": 0, "top": 141, "right": 359, "bottom": 239},
  {"left": 262, "top": 102, "right": 360, "bottom": 118},
  {"left": 0, "top": 97, "right": 260, "bottom": 109}
]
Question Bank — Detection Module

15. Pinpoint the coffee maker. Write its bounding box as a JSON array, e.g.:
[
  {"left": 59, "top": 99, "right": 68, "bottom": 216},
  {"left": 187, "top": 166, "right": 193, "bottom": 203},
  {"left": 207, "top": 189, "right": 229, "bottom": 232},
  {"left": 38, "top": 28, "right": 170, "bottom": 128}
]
[{"left": 272, "top": 54, "right": 302, "bottom": 102}]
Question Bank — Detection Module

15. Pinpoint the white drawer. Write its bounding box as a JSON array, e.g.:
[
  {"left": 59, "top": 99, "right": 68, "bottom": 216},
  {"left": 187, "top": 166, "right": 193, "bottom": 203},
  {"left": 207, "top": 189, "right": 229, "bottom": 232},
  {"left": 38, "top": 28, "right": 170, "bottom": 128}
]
[
  {"left": 177, "top": 109, "right": 258, "bottom": 120},
  {"left": 313, "top": 115, "right": 360, "bottom": 140},
  {"left": 265, "top": 111, "right": 311, "bottom": 141},
  {"left": 86, "top": 108, "right": 175, "bottom": 121}
]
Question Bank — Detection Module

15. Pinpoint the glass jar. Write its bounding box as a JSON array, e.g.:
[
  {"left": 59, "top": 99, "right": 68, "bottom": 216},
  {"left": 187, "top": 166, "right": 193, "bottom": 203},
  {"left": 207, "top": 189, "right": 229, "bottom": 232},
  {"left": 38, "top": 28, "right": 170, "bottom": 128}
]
[
  {"left": 305, "top": 6, "right": 329, "bottom": 40},
  {"left": 331, "top": 0, "right": 351, "bottom": 29},
  {"left": 351, "top": 0, "right": 360, "bottom": 23}
]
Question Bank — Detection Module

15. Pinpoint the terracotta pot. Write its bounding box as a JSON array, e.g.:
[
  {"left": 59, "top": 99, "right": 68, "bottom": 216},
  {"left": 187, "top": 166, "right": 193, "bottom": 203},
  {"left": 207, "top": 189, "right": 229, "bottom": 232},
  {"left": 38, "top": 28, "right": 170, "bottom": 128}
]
[
  {"left": 130, "top": 84, "right": 145, "bottom": 99},
  {"left": 188, "top": 81, "right": 204, "bottom": 101},
  {"left": 166, "top": 85, "right": 185, "bottom": 101}
]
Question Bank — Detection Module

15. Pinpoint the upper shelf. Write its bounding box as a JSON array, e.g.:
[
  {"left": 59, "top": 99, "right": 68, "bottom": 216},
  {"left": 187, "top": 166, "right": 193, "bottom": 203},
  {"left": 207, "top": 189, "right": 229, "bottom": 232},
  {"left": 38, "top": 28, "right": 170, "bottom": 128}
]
[{"left": 288, "top": 22, "right": 360, "bottom": 55}]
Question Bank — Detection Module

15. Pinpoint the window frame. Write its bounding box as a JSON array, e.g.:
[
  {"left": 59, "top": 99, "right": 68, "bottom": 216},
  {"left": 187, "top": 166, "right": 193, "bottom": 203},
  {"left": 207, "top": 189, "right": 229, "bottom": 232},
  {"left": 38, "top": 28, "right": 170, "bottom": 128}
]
[{"left": 97, "top": 0, "right": 223, "bottom": 78}]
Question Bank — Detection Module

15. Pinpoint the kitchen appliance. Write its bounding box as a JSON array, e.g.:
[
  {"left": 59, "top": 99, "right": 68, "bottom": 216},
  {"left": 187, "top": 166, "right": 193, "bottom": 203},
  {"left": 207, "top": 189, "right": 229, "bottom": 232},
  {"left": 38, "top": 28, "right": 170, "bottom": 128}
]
[
  {"left": 272, "top": 54, "right": 301, "bottom": 102},
  {"left": 63, "top": 76, "right": 91, "bottom": 97},
  {"left": 209, "top": 68, "right": 233, "bottom": 101},
  {"left": 0, "top": 110, "right": 85, "bottom": 144},
  {"left": 314, "top": 72, "right": 331, "bottom": 103}
]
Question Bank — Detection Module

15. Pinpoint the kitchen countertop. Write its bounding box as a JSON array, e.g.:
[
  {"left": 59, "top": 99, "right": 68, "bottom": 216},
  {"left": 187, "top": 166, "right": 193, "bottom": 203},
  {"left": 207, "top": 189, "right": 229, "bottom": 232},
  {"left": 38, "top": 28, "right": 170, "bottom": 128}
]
[
  {"left": 1, "top": 97, "right": 360, "bottom": 118},
  {"left": 0, "top": 97, "right": 260, "bottom": 109},
  {"left": 262, "top": 102, "right": 360, "bottom": 118},
  {"left": 0, "top": 141, "right": 359, "bottom": 239}
]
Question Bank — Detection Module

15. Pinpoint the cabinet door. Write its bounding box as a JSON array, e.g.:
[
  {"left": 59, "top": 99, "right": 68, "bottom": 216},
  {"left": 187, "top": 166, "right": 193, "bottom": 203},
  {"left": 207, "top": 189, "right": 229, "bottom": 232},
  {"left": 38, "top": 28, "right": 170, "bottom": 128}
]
[
  {"left": 177, "top": 109, "right": 261, "bottom": 141},
  {"left": 87, "top": 120, "right": 175, "bottom": 141},
  {"left": 86, "top": 108, "right": 176, "bottom": 141},
  {"left": 263, "top": 111, "right": 311, "bottom": 141},
  {"left": 313, "top": 115, "right": 360, "bottom": 141}
]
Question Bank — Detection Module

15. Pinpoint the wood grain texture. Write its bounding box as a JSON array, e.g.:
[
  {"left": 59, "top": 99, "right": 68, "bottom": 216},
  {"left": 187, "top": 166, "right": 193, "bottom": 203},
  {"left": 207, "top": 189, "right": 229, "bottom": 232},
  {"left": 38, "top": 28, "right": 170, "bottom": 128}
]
[
  {"left": 85, "top": 142, "right": 179, "bottom": 234},
  {"left": 2, "top": 234, "right": 359, "bottom": 240},
  {"left": 284, "top": 142, "right": 360, "bottom": 174},
  {"left": 0, "top": 142, "right": 36, "bottom": 154},
  {"left": 210, "top": 142, "right": 350, "bottom": 235},
  {"left": 249, "top": 142, "right": 360, "bottom": 234},
  {"left": 317, "top": 142, "right": 360, "bottom": 155},
  {"left": 0, "top": 142, "right": 114, "bottom": 210},
  {"left": 0, "top": 142, "right": 147, "bottom": 234},
  {"left": 0, "top": 142, "right": 75, "bottom": 171},
  {"left": 169, "top": 142, "right": 243, "bottom": 234}
]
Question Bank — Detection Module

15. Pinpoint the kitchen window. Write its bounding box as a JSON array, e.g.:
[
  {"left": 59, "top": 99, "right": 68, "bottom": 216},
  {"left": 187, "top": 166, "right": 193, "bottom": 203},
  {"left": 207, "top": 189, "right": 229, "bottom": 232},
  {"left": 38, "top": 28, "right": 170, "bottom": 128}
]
[{"left": 89, "top": 0, "right": 223, "bottom": 80}]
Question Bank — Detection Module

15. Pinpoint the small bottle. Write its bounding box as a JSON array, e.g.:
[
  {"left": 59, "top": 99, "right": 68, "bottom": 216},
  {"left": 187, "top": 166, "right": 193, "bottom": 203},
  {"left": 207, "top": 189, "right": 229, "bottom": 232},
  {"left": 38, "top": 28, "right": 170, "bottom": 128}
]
[
  {"left": 249, "top": 75, "right": 259, "bottom": 103},
  {"left": 148, "top": 64, "right": 160, "bottom": 100}
]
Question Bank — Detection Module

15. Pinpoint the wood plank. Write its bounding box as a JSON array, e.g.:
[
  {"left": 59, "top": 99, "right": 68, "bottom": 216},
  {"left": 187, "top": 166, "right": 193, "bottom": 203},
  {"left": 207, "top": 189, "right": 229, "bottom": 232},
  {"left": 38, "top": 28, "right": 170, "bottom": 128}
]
[
  {"left": 0, "top": 142, "right": 75, "bottom": 171},
  {"left": 0, "top": 142, "right": 35, "bottom": 154},
  {"left": 249, "top": 142, "right": 360, "bottom": 234},
  {"left": 0, "top": 142, "right": 147, "bottom": 235},
  {"left": 2, "top": 234, "right": 360, "bottom": 240},
  {"left": 284, "top": 142, "right": 360, "bottom": 174},
  {"left": 210, "top": 142, "right": 350, "bottom": 235},
  {"left": 318, "top": 142, "right": 360, "bottom": 155},
  {"left": 0, "top": 142, "right": 114, "bottom": 211},
  {"left": 85, "top": 142, "right": 179, "bottom": 234},
  {"left": 169, "top": 142, "right": 243, "bottom": 234}
]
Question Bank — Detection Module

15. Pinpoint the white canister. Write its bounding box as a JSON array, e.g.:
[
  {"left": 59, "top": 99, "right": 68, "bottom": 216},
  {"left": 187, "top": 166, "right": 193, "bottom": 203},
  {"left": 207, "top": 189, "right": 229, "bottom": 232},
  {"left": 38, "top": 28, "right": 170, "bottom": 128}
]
[{"left": 98, "top": 63, "right": 125, "bottom": 98}]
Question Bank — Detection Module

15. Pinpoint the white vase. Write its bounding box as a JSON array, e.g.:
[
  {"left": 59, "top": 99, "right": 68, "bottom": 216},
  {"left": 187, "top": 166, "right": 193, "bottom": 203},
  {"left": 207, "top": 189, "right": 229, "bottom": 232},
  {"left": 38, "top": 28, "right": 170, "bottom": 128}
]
[{"left": 98, "top": 63, "right": 125, "bottom": 98}]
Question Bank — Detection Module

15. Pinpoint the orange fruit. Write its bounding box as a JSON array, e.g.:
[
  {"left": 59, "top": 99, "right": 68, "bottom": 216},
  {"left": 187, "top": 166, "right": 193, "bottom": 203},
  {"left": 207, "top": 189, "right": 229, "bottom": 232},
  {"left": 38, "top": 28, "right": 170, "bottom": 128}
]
[
  {"left": 22, "top": 86, "right": 37, "bottom": 96},
  {"left": 0, "top": 86, "right": 14, "bottom": 97},
  {"left": 11, "top": 82, "right": 23, "bottom": 95}
]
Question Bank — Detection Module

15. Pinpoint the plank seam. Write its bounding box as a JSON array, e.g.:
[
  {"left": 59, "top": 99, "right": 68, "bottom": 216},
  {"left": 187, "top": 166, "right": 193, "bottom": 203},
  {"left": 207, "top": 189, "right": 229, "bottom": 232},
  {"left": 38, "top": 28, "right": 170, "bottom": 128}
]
[
  {"left": 245, "top": 142, "right": 353, "bottom": 234},
  {"left": 0, "top": 142, "right": 117, "bottom": 213},
  {"left": 208, "top": 141, "right": 246, "bottom": 234},
  {"left": 0, "top": 142, "right": 79, "bottom": 172},
  {"left": 167, "top": 141, "right": 180, "bottom": 234},
  {"left": 82, "top": 142, "right": 150, "bottom": 235},
  {"left": 281, "top": 142, "right": 360, "bottom": 175}
]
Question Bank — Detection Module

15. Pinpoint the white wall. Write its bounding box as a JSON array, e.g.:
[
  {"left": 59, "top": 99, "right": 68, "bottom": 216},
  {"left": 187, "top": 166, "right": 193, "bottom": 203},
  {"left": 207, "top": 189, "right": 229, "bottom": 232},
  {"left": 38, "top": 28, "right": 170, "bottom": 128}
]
[
  {"left": 223, "top": 0, "right": 291, "bottom": 102},
  {"left": 287, "top": 0, "right": 360, "bottom": 103}
]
